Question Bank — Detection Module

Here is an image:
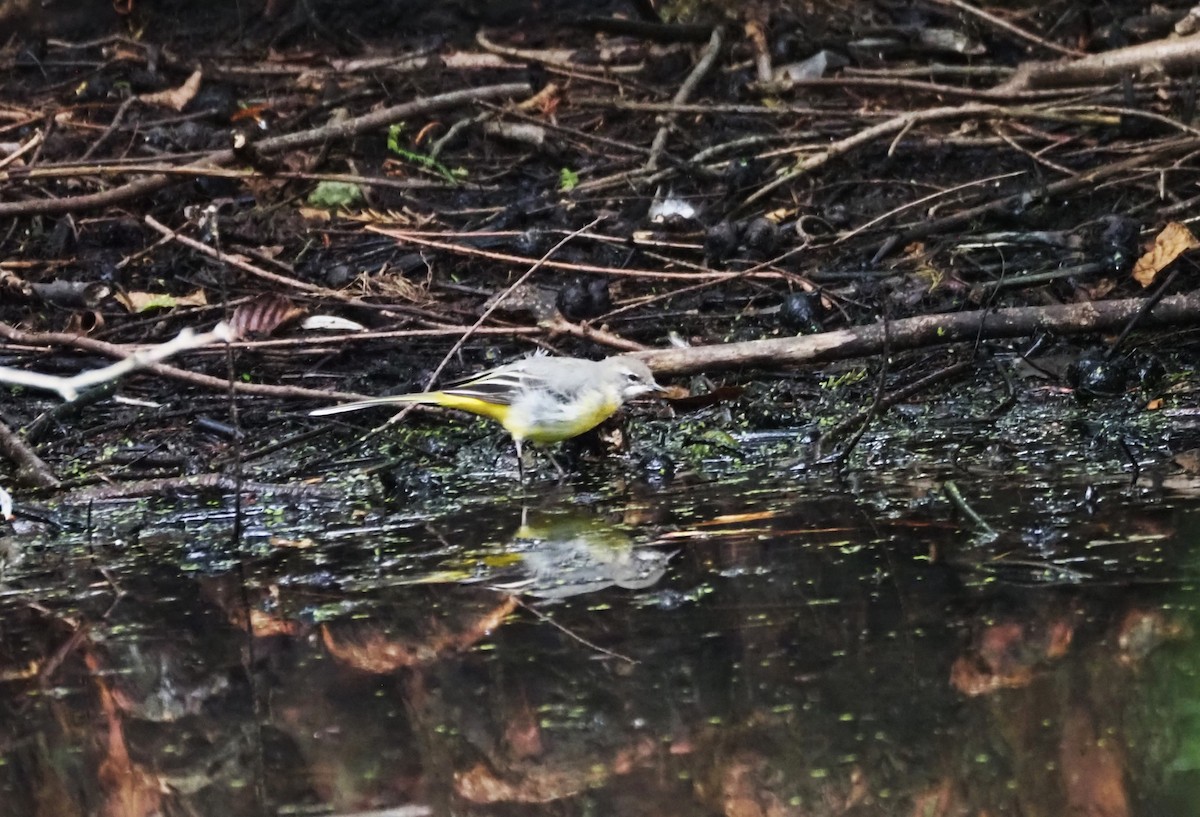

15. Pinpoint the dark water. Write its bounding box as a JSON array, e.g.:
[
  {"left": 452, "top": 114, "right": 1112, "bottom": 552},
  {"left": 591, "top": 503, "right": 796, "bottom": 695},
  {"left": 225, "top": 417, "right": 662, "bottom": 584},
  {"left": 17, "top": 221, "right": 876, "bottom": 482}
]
[{"left": 1, "top": 465, "right": 1198, "bottom": 816}]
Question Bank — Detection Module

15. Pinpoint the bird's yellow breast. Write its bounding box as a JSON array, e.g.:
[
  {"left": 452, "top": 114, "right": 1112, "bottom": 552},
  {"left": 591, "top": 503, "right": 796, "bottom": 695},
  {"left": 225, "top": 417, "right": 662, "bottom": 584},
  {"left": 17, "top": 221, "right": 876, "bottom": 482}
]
[{"left": 504, "top": 389, "right": 621, "bottom": 443}]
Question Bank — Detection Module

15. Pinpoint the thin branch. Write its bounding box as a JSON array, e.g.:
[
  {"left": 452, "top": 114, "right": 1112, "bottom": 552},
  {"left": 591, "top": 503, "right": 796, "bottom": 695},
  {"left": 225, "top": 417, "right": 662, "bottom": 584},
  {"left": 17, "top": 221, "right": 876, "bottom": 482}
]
[
  {"left": 0, "top": 323, "right": 234, "bottom": 401},
  {"left": 646, "top": 27, "right": 725, "bottom": 171},
  {"left": 928, "top": 0, "right": 1085, "bottom": 58},
  {"left": 0, "top": 322, "right": 367, "bottom": 402},
  {"left": 0, "top": 82, "right": 531, "bottom": 217}
]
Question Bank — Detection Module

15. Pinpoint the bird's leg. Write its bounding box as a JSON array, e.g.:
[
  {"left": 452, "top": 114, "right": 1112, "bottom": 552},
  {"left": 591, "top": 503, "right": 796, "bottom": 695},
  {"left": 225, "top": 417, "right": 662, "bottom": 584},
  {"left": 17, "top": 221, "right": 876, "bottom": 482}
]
[
  {"left": 546, "top": 450, "right": 567, "bottom": 479},
  {"left": 515, "top": 438, "right": 525, "bottom": 481}
]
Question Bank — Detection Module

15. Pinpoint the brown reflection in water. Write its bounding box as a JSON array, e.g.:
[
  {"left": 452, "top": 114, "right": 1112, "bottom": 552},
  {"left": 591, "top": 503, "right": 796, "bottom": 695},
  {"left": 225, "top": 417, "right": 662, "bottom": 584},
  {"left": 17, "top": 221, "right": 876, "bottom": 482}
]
[
  {"left": 952, "top": 596, "right": 1190, "bottom": 817},
  {"left": 322, "top": 595, "right": 519, "bottom": 672},
  {"left": 0, "top": 487, "right": 1195, "bottom": 816}
]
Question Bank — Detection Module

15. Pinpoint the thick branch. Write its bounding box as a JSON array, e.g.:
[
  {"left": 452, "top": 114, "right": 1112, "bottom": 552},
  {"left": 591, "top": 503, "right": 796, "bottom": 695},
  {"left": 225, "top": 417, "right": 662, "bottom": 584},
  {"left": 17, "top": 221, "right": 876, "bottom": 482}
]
[
  {"left": 995, "top": 32, "right": 1200, "bottom": 94},
  {"left": 633, "top": 291, "right": 1200, "bottom": 375}
]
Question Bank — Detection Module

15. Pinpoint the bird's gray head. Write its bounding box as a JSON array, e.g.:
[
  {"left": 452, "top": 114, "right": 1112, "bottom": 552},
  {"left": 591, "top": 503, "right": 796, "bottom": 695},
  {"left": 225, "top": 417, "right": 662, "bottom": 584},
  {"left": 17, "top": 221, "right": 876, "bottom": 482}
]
[{"left": 605, "top": 357, "right": 663, "bottom": 401}]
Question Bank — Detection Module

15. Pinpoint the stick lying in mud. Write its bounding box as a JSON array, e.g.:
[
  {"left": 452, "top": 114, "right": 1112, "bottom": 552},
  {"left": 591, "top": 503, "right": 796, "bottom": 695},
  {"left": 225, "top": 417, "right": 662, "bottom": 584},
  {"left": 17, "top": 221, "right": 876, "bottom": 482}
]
[
  {"left": 633, "top": 291, "right": 1200, "bottom": 375},
  {"left": 0, "top": 322, "right": 234, "bottom": 401}
]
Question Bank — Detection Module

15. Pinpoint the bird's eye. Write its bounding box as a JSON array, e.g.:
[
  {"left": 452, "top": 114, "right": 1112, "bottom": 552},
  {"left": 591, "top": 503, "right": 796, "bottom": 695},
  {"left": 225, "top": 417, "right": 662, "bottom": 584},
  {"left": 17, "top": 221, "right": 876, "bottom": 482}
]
[{"left": 626, "top": 372, "right": 641, "bottom": 382}]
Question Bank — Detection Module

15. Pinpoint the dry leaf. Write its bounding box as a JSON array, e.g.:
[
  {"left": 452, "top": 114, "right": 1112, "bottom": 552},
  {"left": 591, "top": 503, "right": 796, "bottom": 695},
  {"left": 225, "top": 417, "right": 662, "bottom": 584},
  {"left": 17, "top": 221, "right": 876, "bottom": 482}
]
[
  {"left": 63, "top": 309, "right": 105, "bottom": 335},
  {"left": 1132, "top": 221, "right": 1198, "bottom": 287},
  {"left": 662, "top": 384, "right": 741, "bottom": 410},
  {"left": 140, "top": 68, "right": 202, "bottom": 111},
  {"left": 0, "top": 268, "right": 32, "bottom": 297},
  {"left": 115, "top": 289, "right": 208, "bottom": 312},
  {"left": 1076, "top": 276, "right": 1116, "bottom": 300},
  {"left": 228, "top": 293, "right": 305, "bottom": 339}
]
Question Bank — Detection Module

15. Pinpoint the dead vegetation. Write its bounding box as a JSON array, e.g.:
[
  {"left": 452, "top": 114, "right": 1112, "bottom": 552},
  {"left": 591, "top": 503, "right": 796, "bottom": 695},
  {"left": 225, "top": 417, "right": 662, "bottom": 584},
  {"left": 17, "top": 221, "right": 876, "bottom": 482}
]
[{"left": 2, "top": 0, "right": 1200, "bottom": 489}]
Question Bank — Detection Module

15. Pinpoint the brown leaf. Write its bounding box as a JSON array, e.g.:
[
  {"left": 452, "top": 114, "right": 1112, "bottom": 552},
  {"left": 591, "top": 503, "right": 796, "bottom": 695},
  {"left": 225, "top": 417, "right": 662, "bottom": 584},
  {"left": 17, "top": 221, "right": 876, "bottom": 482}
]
[
  {"left": 1076, "top": 276, "right": 1116, "bottom": 300},
  {"left": 503, "top": 701, "right": 544, "bottom": 760},
  {"left": 1132, "top": 221, "right": 1198, "bottom": 287},
  {"left": 909, "top": 778, "right": 956, "bottom": 817},
  {"left": 140, "top": 68, "right": 203, "bottom": 112},
  {"left": 63, "top": 310, "right": 105, "bottom": 335},
  {"left": 455, "top": 762, "right": 590, "bottom": 804},
  {"left": 662, "top": 384, "right": 742, "bottom": 410},
  {"left": 244, "top": 608, "right": 303, "bottom": 638},
  {"left": 228, "top": 294, "right": 305, "bottom": 340},
  {"left": 950, "top": 654, "right": 1033, "bottom": 696},
  {"left": 114, "top": 289, "right": 207, "bottom": 313},
  {"left": 0, "top": 268, "right": 32, "bottom": 298}
]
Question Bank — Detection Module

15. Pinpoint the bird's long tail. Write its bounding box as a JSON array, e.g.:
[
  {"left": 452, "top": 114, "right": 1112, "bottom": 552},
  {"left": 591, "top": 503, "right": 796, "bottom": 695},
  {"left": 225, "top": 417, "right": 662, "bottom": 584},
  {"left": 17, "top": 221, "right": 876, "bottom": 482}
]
[{"left": 309, "top": 392, "right": 439, "bottom": 416}]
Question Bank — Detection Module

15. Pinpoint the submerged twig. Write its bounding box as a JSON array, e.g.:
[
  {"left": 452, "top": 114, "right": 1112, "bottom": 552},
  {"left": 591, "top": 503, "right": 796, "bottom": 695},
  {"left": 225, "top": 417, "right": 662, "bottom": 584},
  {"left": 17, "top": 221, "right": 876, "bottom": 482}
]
[
  {"left": 943, "top": 481, "right": 997, "bottom": 538},
  {"left": 511, "top": 596, "right": 636, "bottom": 664}
]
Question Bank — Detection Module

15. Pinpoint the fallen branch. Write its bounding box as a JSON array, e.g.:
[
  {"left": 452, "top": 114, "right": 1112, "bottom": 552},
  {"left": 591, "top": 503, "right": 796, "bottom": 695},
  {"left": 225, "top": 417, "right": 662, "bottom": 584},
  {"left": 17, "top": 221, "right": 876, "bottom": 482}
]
[
  {"left": 0, "top": 418, "right": 60, "bottom": 488},
  {"left": 61, "top": 473, "right": 338, "bottom": 503},
  {"left": 744, "top": 104, "right": 1197, "bottom": 208},
  {"left": 0, "top": 82, "right": 531, "bottom": 217},
  {"left": 994, "top": 31, "right": 1200, "bottom": 94},
  {"left": 0, "top": 323, "right": 234, "bottom": 401},
  {"left": 633, "top": 291, "right": 1200, "bottom": 375},
  {"left": 929, "top": 0, "right": 1084, "bottom": 58},
  {"left": 645, "top": 27, "right": 725, "bottom": 171},
  {"left": 0, "top": 322, "right": 367, "bottom": 402}
]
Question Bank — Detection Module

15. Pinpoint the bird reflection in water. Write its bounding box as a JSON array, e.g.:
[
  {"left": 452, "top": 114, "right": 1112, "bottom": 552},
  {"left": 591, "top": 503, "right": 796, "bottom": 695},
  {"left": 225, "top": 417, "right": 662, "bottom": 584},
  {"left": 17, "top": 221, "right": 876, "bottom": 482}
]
[
  {"left": 488, "top": 508, "right": 672, "bottom": 600},
  {"left": 413, "top": 506, "right": 672, "bottom": 601}
]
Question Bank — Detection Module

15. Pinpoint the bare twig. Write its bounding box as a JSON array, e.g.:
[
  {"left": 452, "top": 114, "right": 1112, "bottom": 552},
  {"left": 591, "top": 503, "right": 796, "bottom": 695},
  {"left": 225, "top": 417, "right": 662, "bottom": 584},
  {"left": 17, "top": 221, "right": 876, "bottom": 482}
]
[
  {"left": 817, "top": 359, "right": 973, "bottom": 452},
  {"left": 62, "top": 473, "right": 338, "bottom": 502},
  {"left": 0, "top": 130, "right": 43, "bottom": 171},
  {"left": 943, "top": 480, "right": 997, "bottom": 537},
  {"left": 368, "top": 226, "right": 787, "bottom": 282},
  {"left": 511, "top": 596, "right": 636, "bottom": 664},
  {"left": 928, "top": 0, "right": 1085, "bottom": 58},
  {"left": 0, "top": 322, "right": 234, "bottom": 401},
  {"left": 80, "top": 97, "right": 136, "bottom": 161},
  {"left": 143, "top": 215, "right": 336, "bottom": 296},
  {"left": 0, "top": 322, "right": 368, "bottom": 402},
  {"left": 645, "top": 27, "right": 725, "bottom": 171},
  {"left": 893, "top": 137, "right": 1200, "bottom": 247},
  {"left": 0, "top": 82, "right": 531, "bottom": 217},
  {"left": 420, "top": 216, "right": 608, "bottom": 390}
]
